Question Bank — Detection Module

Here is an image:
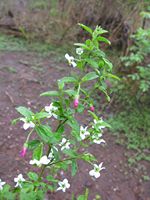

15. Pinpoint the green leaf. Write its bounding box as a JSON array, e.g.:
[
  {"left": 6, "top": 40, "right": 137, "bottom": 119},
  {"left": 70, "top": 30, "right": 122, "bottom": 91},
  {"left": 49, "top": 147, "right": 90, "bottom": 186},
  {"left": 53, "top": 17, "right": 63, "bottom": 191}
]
[
  {"left": 27, "top": 172, "right": 38, "bottom": 181},
  {"left": 61, "top": 77, "right": 77, "bottom": 83},
  {"left": 63, "top": 149, "right": 78, "bottom": 157},
  {"left": 76, "top": 103, "right": 85, "bottom": 113},
  {"left": 78, "top": 23, "right": 93, "bottom": 34},
  {"left": 103, "top": 58, "right": 113, "bottom": 70},
  {"left": 33, "top": 143, "right": 43, "bottom": 160},
  {"left": 86, "top": 59, "right": 99, "bottom": 69},
  {"left": 81, "top": 72, "right": 98, "bottom": 82},
  {"left": 106, "top": 73, "right": 120, "bottom": 81},
  {"left": 77, "top": 195, "right": 85, "bottom": 200},
  {"left": 67, "top": 118, "right": 80, "bottom": 133},
  {"left": 11, "top": 118, "right": 20, "bottom": 125},
  {"left": 40, "top": 91, "right": 59, "bottom": 97},
  {"left": 35, "top": 125, "right": 53, "bottom": 143},
  {"left": 99, "top": 87, "right": 110, "bottom": 102},
  {"left": 46, "top": 175, "right": 58, "bottom": 183},
  {"left": 16, "top": 106, "right": 33, "bottom": 118},
  {"left": 81, "top": 153, "right": 97, "bottom": 163},
  {"left": 97, "top": 36, "right": 111, "bottom": 45},
  {"left": 35, "top": 112, "right": 49, "bottom": 119},
  {"left": 58, "top": 77, "right": 77, "bottom": 90},
  {"left": 64, "top": 89, "right": 76, "bottom": 96},
  {"left": 71, "top": 160, "right": 78, "bottom": 176},
  {"left": 27, "top": 140, "right": 41, "bottom": 150},
  {"left": 74, "top": 43, "right": 90, "bottom": 50},
  {"left": 77, "top": 189, "right": 89, "bottom": 200},
  {"left": 88, "top": 110, "right": 99, "bottom": 120}
]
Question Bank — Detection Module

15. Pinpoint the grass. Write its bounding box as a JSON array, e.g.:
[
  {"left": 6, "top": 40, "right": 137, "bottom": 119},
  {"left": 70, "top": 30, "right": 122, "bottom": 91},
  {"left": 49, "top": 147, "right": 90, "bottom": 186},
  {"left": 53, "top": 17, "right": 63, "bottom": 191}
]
[
  {"left": 0, "top": 33, "right": 70, "bottom": 57},
  {"left": 108, "top": 107, "right": 150, "bottom": 162}
]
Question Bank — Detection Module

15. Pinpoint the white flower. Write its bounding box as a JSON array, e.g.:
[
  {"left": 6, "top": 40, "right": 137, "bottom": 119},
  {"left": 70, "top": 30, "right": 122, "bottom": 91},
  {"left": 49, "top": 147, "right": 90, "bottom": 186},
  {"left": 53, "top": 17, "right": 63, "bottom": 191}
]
[
  {"left": 93, "top": 119, "right": 105, "bottom": 130},
  {"left": 30, "top": 155, "right": 50, "bottom": 166},
  {"left": 65, "top": 54, "right": 77, "bottom": 68},
  {"left": 48, "top": 152, "right": 54, "bottom": 160},
  {"left": 48, "top": 147, "right": 58, "bottom": 161},
  {"left": 89, "top": 162, "right": 105, "bottom": 178},
  {"left": 92, "top": 137, "right": 106, "bottom": 144},
  {"left": 20, "top": 118, "right": 35, "bottom": 130},
  {"left": 0, "top": 179, "right": 5, "bottom": 190},
  {"left": 76, "top": 48, "right": 83, "bottom": 55},
  {"left": 57, "top": 178, "right": 70, "bottom": 192},
  {"left": 14, "top": 174, "right": 25, "bottom": 188},
  {"left": 45, "top": 103, "right": 58, "bottom": 119},
  {"left": 29, "top": 159, "right": 41, "bottom": 166},
  {"left": 59, "top": 138, "right": 71, "bottom": 151},
  {"left": 40, "top": 155, "right": 51, "bottom": 165},
  {"left": 59, "top": 138, "right": 67, "bottom": 146},
  {"left": 80, "top": 126, "right": 90, "bottom": 140}
]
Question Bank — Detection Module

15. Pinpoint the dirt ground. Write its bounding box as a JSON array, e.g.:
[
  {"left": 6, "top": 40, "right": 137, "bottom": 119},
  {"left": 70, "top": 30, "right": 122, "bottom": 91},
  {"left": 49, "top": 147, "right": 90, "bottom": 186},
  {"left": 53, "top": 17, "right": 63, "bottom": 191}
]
[{"left": 0, "top": 52, "right": 150, "bottom": 200}]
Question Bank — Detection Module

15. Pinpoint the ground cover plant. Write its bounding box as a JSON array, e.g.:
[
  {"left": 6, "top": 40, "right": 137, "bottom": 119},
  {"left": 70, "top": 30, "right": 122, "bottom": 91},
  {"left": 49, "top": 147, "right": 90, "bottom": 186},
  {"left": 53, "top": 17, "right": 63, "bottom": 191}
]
[
  {"left": 0, "top": 24, "right": 116, "bottom": 200},
  {"left": 109, "top": 10, "right": 150, "bottom": 162}
]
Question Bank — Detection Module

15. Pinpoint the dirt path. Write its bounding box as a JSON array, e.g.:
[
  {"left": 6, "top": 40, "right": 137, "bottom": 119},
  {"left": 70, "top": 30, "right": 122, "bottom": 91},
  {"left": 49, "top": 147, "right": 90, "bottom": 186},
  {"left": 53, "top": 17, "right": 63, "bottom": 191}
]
[{"left": 0, "top": 52, "right": 149, "bottom": 200}]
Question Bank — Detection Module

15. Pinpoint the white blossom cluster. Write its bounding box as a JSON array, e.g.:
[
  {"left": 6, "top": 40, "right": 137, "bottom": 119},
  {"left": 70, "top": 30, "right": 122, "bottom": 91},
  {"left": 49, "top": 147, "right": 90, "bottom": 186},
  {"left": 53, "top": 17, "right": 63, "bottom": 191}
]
[
  {"left": 18, "top": 98, "right": 106, "bottom": 193},
  {"left": 0, "top": 174, "right": 25, "bottom": 190},
  {"left": 65, "top": 48, "right": 83, "bottom": 68},
  {"left": 80, "top": 118, "right": 106, "bottom": 145}
]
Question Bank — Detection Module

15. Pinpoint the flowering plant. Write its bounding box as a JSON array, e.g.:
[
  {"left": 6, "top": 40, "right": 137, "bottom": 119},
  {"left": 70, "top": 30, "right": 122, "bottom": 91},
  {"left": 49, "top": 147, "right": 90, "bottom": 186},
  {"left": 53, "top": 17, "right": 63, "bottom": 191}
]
[{"left": 0, "top": 24, "right": 117, "bottom": 200}]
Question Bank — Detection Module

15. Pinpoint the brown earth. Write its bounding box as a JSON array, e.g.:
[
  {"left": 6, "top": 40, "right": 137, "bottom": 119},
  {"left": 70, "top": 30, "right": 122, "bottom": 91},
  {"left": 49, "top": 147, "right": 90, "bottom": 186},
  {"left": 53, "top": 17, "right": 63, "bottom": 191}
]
[{"left": 0, "top": 51, "right": 150, "bottom": 200}]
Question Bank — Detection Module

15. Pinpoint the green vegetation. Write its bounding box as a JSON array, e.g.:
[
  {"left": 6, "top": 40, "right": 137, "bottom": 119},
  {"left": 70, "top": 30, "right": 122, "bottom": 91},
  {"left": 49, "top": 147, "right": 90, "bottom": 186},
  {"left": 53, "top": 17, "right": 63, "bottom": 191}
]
[
  {"left": 109, "top": 9, "right": 150, "bottom": 162},
  {"left": 0, "top": 34, "right": 68, "bottom": 56}
]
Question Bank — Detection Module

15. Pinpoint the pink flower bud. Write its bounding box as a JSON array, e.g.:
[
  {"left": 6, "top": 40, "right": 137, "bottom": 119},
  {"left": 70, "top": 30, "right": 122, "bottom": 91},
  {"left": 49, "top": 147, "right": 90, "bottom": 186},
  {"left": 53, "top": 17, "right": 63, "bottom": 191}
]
[
  {"left": 20, "top": 146, "right": 27, "bottom": 157},
  {"left": 90, "top": 105, "right": 95, "bottom": 112},
  {"left": 74, "top": 98, "right": 79, "bottom": 108}
]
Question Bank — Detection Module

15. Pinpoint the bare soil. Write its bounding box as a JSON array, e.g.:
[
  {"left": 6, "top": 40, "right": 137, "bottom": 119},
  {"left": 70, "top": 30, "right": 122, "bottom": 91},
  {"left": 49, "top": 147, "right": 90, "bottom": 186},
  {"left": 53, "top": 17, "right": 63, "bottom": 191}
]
[{"left": 0, "top": 52, "right": 149, "bottom": 200}]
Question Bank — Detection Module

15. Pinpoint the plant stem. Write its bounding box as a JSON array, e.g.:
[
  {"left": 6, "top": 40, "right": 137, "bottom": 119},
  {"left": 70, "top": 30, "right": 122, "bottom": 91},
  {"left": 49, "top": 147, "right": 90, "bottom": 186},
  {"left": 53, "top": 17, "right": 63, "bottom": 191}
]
[
  {"left": 36, "top": 118, "right": 68, "bottom": 182},
  {"left": 25, "top": 129, "right": 34, "bottom": 144},
  {"left": 49, "top": 157, "right": 76, "bottom": 166},
  {"left": 37, "top": 144, "right": 52, "bottom": 181}
]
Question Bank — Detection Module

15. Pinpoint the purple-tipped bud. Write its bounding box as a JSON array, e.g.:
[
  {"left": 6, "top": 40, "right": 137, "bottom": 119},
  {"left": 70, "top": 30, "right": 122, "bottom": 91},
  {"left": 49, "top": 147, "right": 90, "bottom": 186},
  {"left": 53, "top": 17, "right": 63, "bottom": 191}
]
[
  {"left": 74, "top": 98, "right": 79, "bottom": 108},
  {"left": 90, "top": 105, "right": 95, "bottom": 112},
  {"left": 20, "top": 146, "right": 27, "bottom": 157}
]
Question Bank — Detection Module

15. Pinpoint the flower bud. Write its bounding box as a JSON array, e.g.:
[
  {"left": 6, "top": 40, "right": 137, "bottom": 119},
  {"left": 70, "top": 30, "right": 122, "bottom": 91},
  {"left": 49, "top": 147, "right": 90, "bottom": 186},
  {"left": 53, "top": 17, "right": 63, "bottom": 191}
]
[
  {"left": 20, "top": 144, "right": 28, "bottom": 157},
  {"left": 90, "top": 105, "right": 95, "bottom": 112},
  {"left": 74, "top": 98, "right": 79, "bottom": 108}
]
